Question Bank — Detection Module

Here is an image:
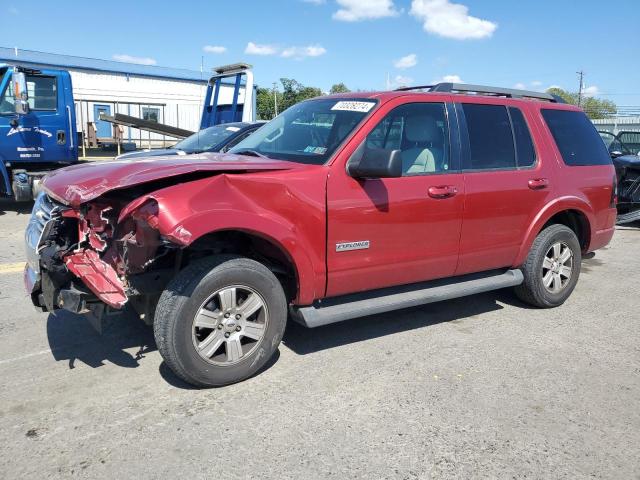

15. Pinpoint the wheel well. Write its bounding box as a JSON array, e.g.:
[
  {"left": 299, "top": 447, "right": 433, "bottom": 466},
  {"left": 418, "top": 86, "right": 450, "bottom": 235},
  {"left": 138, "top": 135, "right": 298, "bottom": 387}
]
[
  {"left": 179, "top": 230, "right": 299, "bottom": 301},
  {"left": 542, "top": 210, "right": 591, "bottom": 250}
]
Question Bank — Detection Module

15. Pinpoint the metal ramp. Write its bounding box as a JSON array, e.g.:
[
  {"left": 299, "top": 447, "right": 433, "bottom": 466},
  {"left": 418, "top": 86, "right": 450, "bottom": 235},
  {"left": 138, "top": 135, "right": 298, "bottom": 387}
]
[{"left": 99, "top": 112, "right": 195, "bottom": 139}]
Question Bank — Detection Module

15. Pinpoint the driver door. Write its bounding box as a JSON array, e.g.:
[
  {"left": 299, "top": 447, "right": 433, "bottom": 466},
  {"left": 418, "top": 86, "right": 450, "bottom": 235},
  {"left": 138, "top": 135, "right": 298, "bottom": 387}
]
[{"left": 326, "top": 100, "right": 465, "bottom": 297}]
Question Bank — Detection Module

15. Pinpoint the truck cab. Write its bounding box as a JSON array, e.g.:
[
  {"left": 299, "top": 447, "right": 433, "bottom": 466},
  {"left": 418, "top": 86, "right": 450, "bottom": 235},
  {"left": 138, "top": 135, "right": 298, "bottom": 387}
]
[{"left": 0, "top": 65, "right": 77, "bottom": 200}]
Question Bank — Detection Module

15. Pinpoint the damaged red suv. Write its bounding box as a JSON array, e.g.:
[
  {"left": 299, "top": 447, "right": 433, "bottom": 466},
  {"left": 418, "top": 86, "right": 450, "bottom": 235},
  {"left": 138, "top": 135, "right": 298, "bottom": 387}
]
[{"left": 25, "top": 84, "right": 617, "bottom": 387}]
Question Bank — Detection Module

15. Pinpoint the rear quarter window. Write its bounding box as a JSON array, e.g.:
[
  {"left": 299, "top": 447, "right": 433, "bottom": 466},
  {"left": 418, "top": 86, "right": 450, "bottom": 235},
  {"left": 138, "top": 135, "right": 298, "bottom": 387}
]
[{"left": 541, "top": 109, "right": 612, "bottom": 166}]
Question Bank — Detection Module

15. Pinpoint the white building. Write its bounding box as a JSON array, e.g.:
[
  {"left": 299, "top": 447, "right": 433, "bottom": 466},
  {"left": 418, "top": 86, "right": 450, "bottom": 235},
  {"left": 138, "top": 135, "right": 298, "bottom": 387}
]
[{"left": 0, "top": 47, "right": 249, "bottom": 148}]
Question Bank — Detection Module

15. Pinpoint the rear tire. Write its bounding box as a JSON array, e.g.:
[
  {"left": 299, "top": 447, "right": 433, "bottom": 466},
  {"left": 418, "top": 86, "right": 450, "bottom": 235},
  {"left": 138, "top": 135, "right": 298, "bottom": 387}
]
[
  {"left": 154, "top": 255, "right": 287, "bottom": 387},
  {"left": 515, "top": 224, "right": 582, "bottom": 308}
]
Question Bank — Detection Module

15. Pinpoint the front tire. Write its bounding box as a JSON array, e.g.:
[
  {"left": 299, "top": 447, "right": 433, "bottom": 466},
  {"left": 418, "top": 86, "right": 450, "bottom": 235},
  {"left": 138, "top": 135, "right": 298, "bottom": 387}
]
[
  {"left": 515, "top": 224, "right": 582, "bottom": 308},
  {"left": 154, "top": 255, "right": 287, "bottom": 387}
]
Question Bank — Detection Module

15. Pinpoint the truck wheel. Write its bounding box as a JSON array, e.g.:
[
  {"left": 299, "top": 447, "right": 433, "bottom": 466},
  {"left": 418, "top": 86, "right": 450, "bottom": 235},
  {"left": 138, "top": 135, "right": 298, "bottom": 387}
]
[
  {"left": 515, "top": 224, "right": 582, "bottom": 308},
  {"left": 154, "top": 255, "right": 287, "bottom": 387}
]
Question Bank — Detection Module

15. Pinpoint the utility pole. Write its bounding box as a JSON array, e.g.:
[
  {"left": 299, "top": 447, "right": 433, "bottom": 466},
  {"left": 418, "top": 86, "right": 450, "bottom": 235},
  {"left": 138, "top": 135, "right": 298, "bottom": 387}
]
[
  {"left": 576, "top": 70, "right": 585, "bottom": 107},
  {"left": 272, "top": 82, "right": 278, "bottom": 118}
]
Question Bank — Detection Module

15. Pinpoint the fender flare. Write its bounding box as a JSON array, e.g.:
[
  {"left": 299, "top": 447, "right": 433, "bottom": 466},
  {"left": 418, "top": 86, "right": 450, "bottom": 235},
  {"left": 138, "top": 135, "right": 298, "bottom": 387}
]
[
  {"left": 182, "top": 212, "right": 321, "bottom": 305},
  {"left": 514, "top": 196, "right": 595, "bottom": 267}
]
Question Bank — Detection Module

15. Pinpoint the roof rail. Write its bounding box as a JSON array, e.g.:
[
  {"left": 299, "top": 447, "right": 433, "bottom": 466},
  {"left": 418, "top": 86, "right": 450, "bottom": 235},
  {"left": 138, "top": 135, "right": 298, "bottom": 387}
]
[{"left": 395, "top": 83, "right": 564, "bottom": 103}]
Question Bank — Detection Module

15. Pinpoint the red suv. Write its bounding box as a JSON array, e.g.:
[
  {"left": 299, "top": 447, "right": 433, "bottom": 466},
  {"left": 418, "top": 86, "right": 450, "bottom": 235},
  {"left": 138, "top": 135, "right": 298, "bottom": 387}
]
[{"left": 25, "top": 83, "right": 617, "bottom": 387}]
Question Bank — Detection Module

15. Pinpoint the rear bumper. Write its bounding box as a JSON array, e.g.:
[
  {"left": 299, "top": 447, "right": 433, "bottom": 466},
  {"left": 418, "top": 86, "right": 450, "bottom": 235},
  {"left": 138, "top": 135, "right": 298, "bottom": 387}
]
[
  {"left": 589, "top": 207, "right": 617, "bottom": 252},
  {"left": 589, "top": 226, "right": 616, "bottom": 252}
]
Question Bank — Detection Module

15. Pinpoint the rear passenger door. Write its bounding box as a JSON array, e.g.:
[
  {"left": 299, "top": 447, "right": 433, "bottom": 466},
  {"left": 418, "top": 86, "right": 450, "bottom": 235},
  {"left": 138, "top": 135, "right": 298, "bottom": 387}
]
[{"left": 456, "top": 101, "right": 553, "bottom": 275}]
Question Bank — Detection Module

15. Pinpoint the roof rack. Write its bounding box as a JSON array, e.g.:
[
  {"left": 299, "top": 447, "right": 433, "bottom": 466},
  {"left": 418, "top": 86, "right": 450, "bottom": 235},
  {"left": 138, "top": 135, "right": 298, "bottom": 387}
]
[{"left": 395, "top": 82, "right": 565, "bottom": 103}]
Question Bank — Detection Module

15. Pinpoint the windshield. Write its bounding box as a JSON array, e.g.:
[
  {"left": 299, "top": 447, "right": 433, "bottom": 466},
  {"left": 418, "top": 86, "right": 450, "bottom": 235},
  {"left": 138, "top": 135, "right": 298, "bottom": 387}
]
[
  {"left": 229, "top": 98, "right": 377, "bottom": 164},
  {"left": 175, "top": 124, "right": 245, "bottom": 153}
]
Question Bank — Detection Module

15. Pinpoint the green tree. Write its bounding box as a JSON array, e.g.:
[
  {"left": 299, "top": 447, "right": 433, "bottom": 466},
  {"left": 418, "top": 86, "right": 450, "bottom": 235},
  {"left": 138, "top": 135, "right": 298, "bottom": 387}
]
[
  {"left": 546, "top": 87, "right": 616, "bottom": 120},
  {"left": 256, "top": 87, "right": 283, "bottom": 120},
  {"left": 257, "top": 78, "right": 324, "bottom": 119},
  {"left": 330, "top": 83, "right": 350, "bottom": 94}
]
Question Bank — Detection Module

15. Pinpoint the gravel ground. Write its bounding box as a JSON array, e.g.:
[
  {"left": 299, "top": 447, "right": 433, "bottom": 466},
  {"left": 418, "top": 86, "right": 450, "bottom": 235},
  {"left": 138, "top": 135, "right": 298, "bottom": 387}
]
[{"left": 0, "top": 198, "right": 638, "bottom": 479}]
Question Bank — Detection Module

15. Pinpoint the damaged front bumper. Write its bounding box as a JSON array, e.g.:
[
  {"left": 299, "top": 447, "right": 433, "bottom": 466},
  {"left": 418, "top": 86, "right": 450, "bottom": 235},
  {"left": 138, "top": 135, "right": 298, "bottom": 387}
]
[
  {"left": 24, "top": 193, "right": 100, "bottom": 313},
  {"left": 25, "top": 192, "right": 177, "bottom": 315}
]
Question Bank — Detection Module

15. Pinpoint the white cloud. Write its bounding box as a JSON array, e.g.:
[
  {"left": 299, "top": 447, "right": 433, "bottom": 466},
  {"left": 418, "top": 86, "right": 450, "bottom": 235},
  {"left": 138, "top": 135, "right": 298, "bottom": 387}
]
[
  {"left": 112, "top": 54, "right": 157, "bottom": 65},
  {"left": 8, "top": 6, "right": 18, "bottom": 14},
  {"left": 281, "top": 45, "right": 327, "bottom": 59},
  {"left": 433, "top": 74, "right": 464, "bottom": 83},
  {"left": 513, "top": 82, "right": 527, "bottom": 90},
  {"left": 203, "top": 45, "right": 227, "bottom": 54},
  {"left": 410, "top": 0, "right": 497, "bottom": 40},
  {"left": 582, "top": 85, "right": 599, "bottom": 97},
  {"left": 245, "top": 42, "right": 279, "bottom": 56},
  {"left": 531, "top": 80, "right": 542, "bottom": 87},
  {"left": 333, "top": 0, "right": 399, "bottom": 21},
  {"left": 390, "top": 75, "right": 414, "bottom": 88},
  {"left": 394, "top": 53, "right": 418, "bottom": 69}
]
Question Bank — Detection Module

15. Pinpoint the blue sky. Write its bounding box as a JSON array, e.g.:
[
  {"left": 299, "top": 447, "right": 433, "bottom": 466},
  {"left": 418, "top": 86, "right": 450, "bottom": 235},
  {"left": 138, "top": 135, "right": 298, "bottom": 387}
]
[{"left": 2, "top": 0, "right": 640, "bottom": 107}]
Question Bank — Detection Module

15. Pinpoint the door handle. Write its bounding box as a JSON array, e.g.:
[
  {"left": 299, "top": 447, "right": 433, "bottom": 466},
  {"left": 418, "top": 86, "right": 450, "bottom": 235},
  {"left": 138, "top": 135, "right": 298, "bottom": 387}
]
[
  {"left": 528, "top": 178, "right": 549, "bottom": 190},
  {"left": 428, "top": 185, "right": 458, "bottom": 199}
]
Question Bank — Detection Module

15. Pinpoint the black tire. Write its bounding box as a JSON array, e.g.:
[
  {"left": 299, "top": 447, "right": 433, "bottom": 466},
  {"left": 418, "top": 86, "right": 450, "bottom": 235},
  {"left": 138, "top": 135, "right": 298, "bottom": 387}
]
[
  {"left": 515, "top": 224, "right": 582, "bottom": 308},
  {"left": 154, "top": 255, "right": 287, "bottom": 387}
]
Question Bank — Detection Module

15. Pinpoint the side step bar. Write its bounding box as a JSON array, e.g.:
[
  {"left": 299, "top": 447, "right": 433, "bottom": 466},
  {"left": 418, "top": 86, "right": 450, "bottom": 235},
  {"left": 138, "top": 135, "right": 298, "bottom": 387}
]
[
  {"left": 293, "top": 269, "right": 523, "bottom": 328},
  {"left": 617, "top": 209, "right": 640, "bottom": 225}
]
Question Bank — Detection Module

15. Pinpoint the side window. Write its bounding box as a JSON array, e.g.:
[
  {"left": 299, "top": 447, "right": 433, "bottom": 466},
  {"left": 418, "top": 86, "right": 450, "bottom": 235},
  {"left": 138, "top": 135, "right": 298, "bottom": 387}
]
[
  {"left": 142, "top": 106, "right": 160, "bottom": 123},
  {"left": 541, "top": 109, "right": 611, "bottom": 166},
  {"left": 462, "top": 103, "right": 516, "bottom": 170},
  {"left": 0, "top": 79, "right": 15, "bottom": 114},
  {"left": 365, "top": 103, "right": 450, "bottom": 176},
  {"left": 509, "top": 107, "right": 536, "bottom": 167},
  {"left": 26, "top": 75, "right": 57, "bottom": 111}
]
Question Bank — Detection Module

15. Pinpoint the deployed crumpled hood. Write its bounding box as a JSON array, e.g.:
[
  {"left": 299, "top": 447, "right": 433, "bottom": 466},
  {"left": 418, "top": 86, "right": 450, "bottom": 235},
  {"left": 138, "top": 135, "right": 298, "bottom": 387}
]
[{"left": 43, "top": 152, "right": 301, "bottom": 207}]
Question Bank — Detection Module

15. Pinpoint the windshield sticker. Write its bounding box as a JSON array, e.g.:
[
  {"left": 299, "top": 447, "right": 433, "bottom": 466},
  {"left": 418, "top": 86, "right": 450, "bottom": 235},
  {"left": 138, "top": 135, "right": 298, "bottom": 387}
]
[
  {"left": 226, "top": 126, "right": 241, "bottom": 132},
  {"left": 304, "top": 146, "right": 328, "bottom": 155},
  {"left": 331, "top": 101, "right": 375, "bottom": 113}
]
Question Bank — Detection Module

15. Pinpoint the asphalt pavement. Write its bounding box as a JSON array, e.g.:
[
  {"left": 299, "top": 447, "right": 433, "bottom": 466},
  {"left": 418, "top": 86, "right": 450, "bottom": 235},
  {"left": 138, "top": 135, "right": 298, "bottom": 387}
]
[{"left": 0, "top": 198, "right": 638, "bottom": 479}]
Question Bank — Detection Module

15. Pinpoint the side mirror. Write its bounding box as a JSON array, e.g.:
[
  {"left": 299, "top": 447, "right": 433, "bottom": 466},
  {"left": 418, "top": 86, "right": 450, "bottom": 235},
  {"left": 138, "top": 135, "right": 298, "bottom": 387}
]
[
  {"left": 347, "top": 145, "right": 403, "bottom": 178},
  {"left": 13, "top": 69, "right": 29, "bottom": 115},
  {"left": 610, "top": 150, "right": 624, "bottom": 159}
]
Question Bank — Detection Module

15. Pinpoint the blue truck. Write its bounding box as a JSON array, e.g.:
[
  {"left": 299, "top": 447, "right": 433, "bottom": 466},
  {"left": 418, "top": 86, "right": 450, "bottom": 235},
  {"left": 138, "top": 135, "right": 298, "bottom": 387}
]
[
  {"left": 0, "top": 65, "right": 77, "bottom": 201},
  {"left": 0, "top": 62, "right": 254, "bottom": 201}
]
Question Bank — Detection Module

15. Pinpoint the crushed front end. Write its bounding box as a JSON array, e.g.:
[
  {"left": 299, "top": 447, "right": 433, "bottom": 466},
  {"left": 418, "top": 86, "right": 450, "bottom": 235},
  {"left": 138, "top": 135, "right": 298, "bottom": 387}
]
[{"left": 25, "top": 192, "right": 177, "bottom": 318}]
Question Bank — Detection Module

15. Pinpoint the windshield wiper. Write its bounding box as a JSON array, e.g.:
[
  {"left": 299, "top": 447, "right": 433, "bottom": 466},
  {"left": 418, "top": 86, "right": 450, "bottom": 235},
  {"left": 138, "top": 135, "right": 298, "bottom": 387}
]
[{"left": 233, "top": 149, "right": 269, "bottom": 159}]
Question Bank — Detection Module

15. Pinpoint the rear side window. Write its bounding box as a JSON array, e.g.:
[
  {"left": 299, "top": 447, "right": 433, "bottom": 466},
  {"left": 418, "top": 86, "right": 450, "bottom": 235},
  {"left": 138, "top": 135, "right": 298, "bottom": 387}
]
[
  {"left": 509, "top": 107, "right": 536, "bottom": 167},
  {"left": 462, "top": 104, "right": 516, "bottom": 170},
  {"left": 541, "top": 109, "right": 611, "bottom": 166}
]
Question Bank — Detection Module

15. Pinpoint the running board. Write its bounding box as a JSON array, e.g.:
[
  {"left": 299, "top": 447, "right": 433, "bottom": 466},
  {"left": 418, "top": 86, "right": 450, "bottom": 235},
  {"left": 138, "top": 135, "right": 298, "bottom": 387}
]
[
  {"left": 617, "top": 209, "right": 640, "bottom": 225},
  {"left": 293, "top": 269, "right": 523, "bottom": 328}
]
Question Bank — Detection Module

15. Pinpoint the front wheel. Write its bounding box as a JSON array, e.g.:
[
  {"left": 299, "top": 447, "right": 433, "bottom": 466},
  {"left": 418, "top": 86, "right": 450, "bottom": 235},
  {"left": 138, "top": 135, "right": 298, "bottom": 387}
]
[
  {"left": 515, "top": 224, "right": 582, "bottom": 308},
  {"left": 154, "top": 256, "right": 287, "bottom": 387}
]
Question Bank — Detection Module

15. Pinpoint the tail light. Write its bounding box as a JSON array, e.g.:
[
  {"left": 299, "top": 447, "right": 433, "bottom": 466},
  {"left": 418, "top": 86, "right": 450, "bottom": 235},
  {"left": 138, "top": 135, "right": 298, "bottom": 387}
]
[{"left": 610, "top": 174, "right": 618, "bottom": 207}]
